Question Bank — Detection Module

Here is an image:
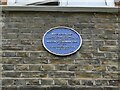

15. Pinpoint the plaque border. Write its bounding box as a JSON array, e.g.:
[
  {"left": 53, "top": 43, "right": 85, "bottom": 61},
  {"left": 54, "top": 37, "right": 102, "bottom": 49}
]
[{"left": 42, "top": 26, "right": 82, "bottom": 56}]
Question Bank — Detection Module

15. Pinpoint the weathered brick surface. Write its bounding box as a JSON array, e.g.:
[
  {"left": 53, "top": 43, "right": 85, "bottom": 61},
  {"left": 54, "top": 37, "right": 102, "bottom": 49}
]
[
  {"left": 2, "top": 87, "right": 120, "bottom": 90},
  {"left": 1, "top": 11, "right": 120, "bottom": 90},
  {"left": 0, "top": 6, "right": 2, "bottom": 90}
]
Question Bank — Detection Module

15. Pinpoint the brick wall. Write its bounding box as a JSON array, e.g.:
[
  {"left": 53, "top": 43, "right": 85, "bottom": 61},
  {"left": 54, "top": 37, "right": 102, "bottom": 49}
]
[
  {"left": 1, "top": 11, "right": 120, "bottom": 90},
  {"left": 0, "top": 6, "right": 2, "bottom": 90}
]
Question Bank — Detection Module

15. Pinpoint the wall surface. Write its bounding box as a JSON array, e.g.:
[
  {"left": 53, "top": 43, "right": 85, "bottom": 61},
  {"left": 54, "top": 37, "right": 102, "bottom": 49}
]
[
  {"left": 0, "top": 5, "right": 2, "bottom": 90},
  {"left": 1, "top": 11, "right": 120, "bottom": 90}
]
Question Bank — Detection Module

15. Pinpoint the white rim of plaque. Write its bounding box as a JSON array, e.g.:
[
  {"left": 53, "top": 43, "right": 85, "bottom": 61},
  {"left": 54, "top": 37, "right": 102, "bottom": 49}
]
[{"left": 42, "top": 26, "right": 82, "bottom": 56}]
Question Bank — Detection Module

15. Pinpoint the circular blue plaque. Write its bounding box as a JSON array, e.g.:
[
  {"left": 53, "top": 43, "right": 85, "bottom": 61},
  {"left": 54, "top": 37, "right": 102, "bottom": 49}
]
[{"left": 43, "top": 26, "right": 82, "bottom": 56}]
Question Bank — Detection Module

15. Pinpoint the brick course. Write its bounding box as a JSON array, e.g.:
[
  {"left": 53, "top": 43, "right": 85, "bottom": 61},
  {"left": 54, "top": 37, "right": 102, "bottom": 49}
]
[{"left": 1, "top": 11, "right": 120, "bottom": 90}]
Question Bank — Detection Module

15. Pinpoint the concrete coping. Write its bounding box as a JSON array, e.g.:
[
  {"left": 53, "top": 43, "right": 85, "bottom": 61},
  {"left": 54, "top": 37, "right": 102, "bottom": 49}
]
[{"left": 1, "top": 6, "right": 120, "bottom": 13}]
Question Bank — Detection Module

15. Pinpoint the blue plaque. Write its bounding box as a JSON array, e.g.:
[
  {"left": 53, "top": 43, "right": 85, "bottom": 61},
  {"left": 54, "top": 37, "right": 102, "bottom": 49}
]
[{"left": 43, "top": 26, "right": 82, "bottom": 56}]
